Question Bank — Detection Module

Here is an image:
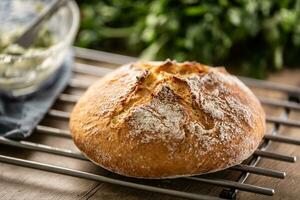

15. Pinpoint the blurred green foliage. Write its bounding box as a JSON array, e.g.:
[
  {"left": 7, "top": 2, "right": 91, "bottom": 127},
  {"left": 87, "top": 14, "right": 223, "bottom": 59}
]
[{"left": 76, "top": 0, "right": 300, "bottom": 78}]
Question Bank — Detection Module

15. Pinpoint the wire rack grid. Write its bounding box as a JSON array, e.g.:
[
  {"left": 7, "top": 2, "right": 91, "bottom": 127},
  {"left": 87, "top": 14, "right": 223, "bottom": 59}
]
[{"left": 0, "top": 47, "right": 300, "bottom": 200}]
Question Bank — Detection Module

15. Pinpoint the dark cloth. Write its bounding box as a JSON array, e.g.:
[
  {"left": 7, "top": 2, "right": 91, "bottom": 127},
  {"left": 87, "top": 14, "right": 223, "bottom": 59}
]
[{"left": 0, "top": 52, "right": 73, "bottom": 139}]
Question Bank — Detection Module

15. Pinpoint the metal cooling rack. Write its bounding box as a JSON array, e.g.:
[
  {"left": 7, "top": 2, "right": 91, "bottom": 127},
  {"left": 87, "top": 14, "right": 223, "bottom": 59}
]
[{"left": 1, "top": 47, "right": 300, "bottom": 200}]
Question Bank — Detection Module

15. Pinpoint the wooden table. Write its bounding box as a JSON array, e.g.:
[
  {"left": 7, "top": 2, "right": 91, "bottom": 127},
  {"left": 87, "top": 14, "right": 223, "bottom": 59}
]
[
  {"left": 0, "top": 49, "right": 300, "bottom": 200},
  {"left": 239, "top": 69, "right": 300, "bottom": 200}
]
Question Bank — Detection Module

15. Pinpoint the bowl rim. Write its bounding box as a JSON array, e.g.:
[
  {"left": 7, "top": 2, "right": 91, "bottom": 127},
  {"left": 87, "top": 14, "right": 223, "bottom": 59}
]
[{"left": 0, "top": 0, "right": 80, "bottom": 61}]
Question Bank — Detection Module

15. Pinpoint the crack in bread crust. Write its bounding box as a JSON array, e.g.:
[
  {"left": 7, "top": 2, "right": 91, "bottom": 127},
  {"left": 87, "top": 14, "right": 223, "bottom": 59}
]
[{"left": 70, "top": 60, "right": 266, "bottom": 178}]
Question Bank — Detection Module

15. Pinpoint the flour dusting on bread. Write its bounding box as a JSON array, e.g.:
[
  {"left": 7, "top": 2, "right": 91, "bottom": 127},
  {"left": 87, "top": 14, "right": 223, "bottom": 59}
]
[
  {"left": 128, "top": 86, "right": 186, "bottom": 143},
  {"left": 125, "top": 63, "right": 257, "bottom": 161}
]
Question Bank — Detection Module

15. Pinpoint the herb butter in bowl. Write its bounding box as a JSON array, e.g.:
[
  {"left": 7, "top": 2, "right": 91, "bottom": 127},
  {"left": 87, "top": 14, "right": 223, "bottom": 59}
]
[{"left": 0, "top": 0, "right": 79, "bottom": 97}]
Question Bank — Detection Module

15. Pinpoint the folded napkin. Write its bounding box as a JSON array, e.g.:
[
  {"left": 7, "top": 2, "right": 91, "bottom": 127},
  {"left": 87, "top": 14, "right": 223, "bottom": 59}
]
[{"left": 0, "top": 52, "right": 73, "bottom": 139}]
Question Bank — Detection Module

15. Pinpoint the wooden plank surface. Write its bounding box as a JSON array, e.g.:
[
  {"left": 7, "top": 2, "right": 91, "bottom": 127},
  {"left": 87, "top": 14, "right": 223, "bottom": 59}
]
[
  {"left": 238, "top": 69, "right": 300, "bottom": 200},
  {"left": 0, "top": 57, "right": 300, "bottom": 200}
]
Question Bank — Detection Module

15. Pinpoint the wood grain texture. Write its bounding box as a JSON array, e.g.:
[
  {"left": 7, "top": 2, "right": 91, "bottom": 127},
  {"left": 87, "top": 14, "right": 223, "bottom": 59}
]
[
  {"left": 0, "top": 60, "right": 299, "bottom": 200},
  {"left": 238, "top": 68, "right": 300, "bottom": 200}
]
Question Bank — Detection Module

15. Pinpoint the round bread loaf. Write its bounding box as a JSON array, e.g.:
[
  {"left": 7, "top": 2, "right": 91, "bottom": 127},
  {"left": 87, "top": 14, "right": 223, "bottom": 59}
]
[{"left": 70, "top": 60, "right": 265, "bottom": 178}]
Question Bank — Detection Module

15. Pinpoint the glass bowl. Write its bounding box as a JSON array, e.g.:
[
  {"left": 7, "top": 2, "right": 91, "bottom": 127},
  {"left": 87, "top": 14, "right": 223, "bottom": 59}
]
[{"left": 0, "top": 0, "right": 80, "bottom": 97}]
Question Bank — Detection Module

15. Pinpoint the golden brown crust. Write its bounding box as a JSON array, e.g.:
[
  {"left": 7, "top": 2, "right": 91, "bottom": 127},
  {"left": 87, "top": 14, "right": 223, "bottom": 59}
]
[{"left": 70, "top": 60, "right": 266, "bottom": 178}]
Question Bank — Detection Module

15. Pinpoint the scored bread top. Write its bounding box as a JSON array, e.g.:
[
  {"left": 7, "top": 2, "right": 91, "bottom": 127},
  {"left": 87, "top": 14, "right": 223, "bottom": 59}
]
[{"left": 70, "top": 60, "right": 266, "bottom": 178}]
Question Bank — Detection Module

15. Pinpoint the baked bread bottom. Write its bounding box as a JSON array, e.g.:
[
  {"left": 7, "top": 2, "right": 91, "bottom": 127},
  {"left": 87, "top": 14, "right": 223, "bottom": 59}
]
[{"left": 70, "top": 60, "right": 265, "bottom": 178}]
